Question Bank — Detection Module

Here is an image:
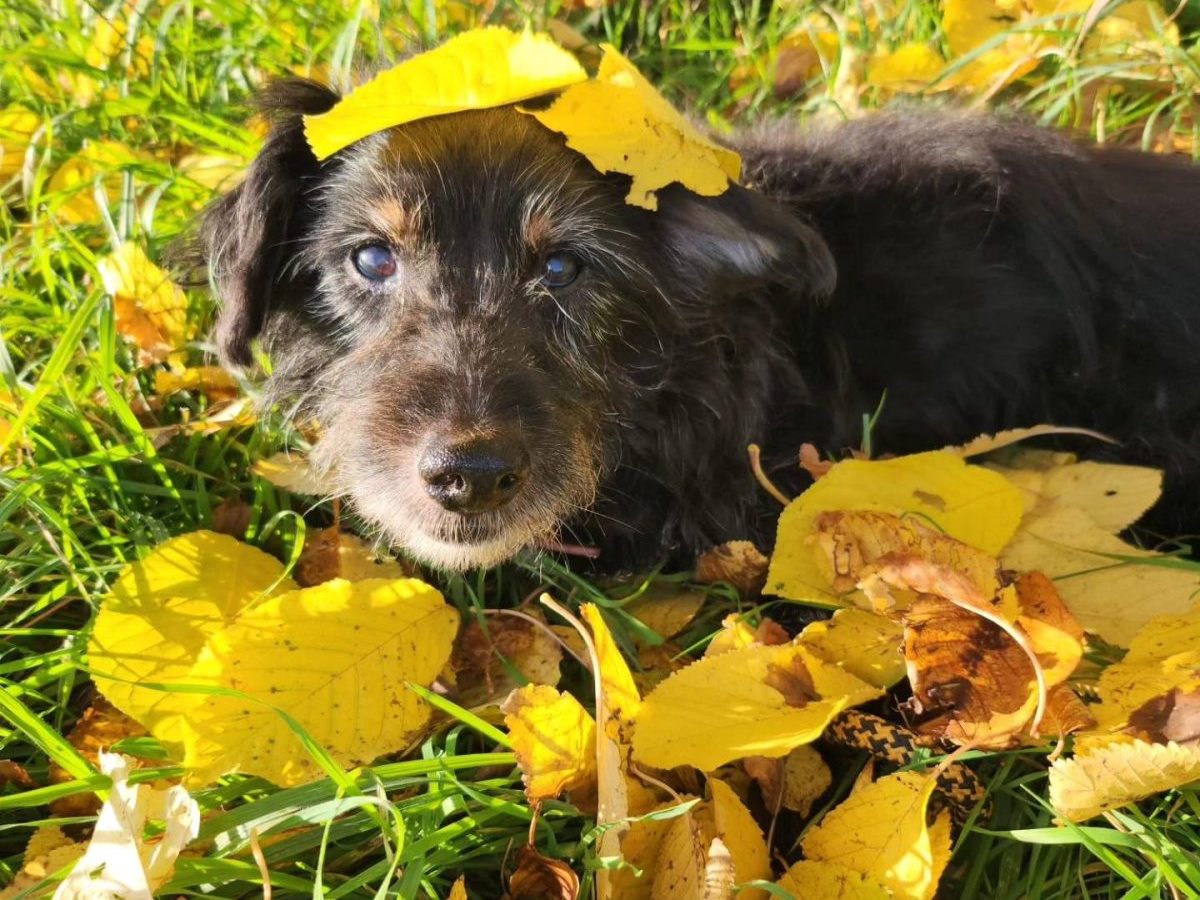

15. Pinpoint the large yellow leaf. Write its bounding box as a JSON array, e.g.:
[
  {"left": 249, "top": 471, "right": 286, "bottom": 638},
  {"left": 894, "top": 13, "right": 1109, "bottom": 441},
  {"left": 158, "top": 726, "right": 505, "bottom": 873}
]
[
  {"left": 179, "top": 577, "right": 458, "bottom": 786},
  {"left": 610, "top": 799, "right": 694, "bottom": 900},
  {"left": 866, "top": 43, "right": 945, "bottom": 92},
  {"left": 97, "top": 243, "right": 191, "bottom": 367},
  {"left": 1049, "top": 740, "right": 1200, "bottom": 823},
  {"left": 767, "top": 451, "right": 1023, "bottom": 604},
  {"left": 633, "top": 641, "right": 881, "bottom": 771},
  {"left": 502, "top": 684, "right": 597, "bottom": 803},
  {"left": 775, "top": 860, "right": 891, "bottom": 899},
  {"left": 1000, "top": 505, "right": 1200, "bottom": 643},
  {"left": 650, "top": 806, "right": 710, "bottom": 899},
  {"left": 802, "top": 770, "right": 951, "bottom": 900},
  {"left": 525, "top": 45, "right": 741, "bottom": 210},
  {"left": 304, "top": 27, "right": 587, "bottom": 159},
  {"left": 88, "top": 532, "right": 296, "bottom": 747},
  {"left": 798, "top": 608, "right": 906, "bottom": 689},
  {"left": 993, "top": 457, "right": 1162, "bottom": 534}
]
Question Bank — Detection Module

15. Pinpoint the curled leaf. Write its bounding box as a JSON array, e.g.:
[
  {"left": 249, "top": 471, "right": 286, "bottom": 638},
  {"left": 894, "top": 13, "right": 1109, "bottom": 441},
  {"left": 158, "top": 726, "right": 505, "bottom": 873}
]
[
  {"left": 502, "top": 683, "right": 597, "bottom": 803},
  {"left": 1049, "top": 740, "right": 1200, "bottom": 823}
]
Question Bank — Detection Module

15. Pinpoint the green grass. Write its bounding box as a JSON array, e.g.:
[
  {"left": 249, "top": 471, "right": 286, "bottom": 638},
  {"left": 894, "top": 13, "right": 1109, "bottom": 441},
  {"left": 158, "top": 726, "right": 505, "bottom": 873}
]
[{"left": 2, "top": 0, "right": 1199, "bottom": 897}]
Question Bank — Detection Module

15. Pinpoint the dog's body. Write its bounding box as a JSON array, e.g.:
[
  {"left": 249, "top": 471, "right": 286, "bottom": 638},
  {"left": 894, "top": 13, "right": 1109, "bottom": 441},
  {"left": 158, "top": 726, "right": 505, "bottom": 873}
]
[{"left": 198, "top": 78, "right": 1200, "bottom": 571}]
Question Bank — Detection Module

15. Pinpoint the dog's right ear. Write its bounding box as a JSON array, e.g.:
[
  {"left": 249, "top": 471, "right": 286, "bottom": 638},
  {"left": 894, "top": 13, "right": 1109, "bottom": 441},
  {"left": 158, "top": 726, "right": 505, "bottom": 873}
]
[{"left": 199, "top": 78, "right": 338, "bottom": 367}]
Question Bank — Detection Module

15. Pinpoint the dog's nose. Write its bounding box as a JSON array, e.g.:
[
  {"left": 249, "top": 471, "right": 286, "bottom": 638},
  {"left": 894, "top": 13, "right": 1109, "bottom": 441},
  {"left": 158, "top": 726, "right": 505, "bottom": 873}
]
[{"left": 418, "top": 435, "right": 530, "bottom": 514}]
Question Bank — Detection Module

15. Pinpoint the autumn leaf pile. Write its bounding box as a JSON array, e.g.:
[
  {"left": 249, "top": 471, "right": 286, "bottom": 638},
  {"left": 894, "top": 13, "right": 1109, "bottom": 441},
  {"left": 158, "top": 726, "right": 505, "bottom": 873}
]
[{"left": 3, "top": 2, "right": 1200, "bottom": 899}]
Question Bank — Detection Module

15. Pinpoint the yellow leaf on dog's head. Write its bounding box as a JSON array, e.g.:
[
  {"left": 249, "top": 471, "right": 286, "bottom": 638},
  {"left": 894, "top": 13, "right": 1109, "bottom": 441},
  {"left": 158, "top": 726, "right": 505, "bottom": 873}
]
[
  {"left": 97, "top": 243, "right": 190, "bottom": 367},
  {"left": 525, "top": 45, "right": 741, "bottom": 210},
  {"left": 180, "top": 577, "right": 457, "bottom": 786},
  {"left": 502, "top": 683, "right": 597, "bottom": 803},
  {"left": 633, "top": 641, "right": 882, "bottom": 771},
  {"left": 303, "top": 27, "right": 587, "bottom": 159},
  {"left": 768, "top": 451, "right": 1024, "bottom": 604},
  {"left": 1049, "top": 740, "right": 1200, "bottom": 823},
  {"left": 802, "top": 770, "right": 951, "bottom": 900},
  {"left": 88, "top": 531, "right": 296, "bottom": 747}
]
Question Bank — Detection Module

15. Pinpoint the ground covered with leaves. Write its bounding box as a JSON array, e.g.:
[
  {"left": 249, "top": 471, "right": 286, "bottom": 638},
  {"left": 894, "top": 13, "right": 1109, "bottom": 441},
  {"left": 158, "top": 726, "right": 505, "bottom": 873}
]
[{"left": 2, "top": 1, "right": 1200, "bottom": 899}]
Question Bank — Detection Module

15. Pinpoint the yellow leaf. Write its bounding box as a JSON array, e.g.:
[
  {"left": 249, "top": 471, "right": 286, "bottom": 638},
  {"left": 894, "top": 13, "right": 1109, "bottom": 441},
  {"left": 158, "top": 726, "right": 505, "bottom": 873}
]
[
  {"left": 767, "top": 451, "right": 1023, "bottom": 604},
  {"left": 651, "top": 806, "right": 710, "bottom": 899},
  {"left": 780, "top": 744, "right": 833, "bottom": 816},
  {"left": 525, "top": 45, "right": 741, "bottom": 210},
  {"left": 1049, "top": 740, "right": 1200, "bottom": 823},
  {"left": 1086, "top": 608, "right": 1200, "bottom": 738},
  {"left": 97, "top": 243, "right": 190, "bottom": 367},
  {"left": 994, "top": 456, "right": 1162, "bottom": 534},
  {"left": 0, "top": 828, "right": 86, "bottom": 900},
  {"left": 582, "top": 604, "right": 641, "bottom": 727},
  {"left": 799, "top": 608, "right": 906, "bottom": 689},
  {"left": 447, "top": 876, "right": 467, "bottom": 900},
  {"left": 176, "top": 153, "right": 247, "bottom": 193},
  {"left": 88, "top": 531, "right": 296, "bottom": 747},
  {"left": 625, "top": 585, "right": 706, "bottom": 644},
  {"left": 776, "top": 860, "right": 891, "bottom": 899},
  {"left": 153, "top": 366, "right": 239, "bottom": 400},
  {"left": 180, "top": 577, "right": 456, "bottom": 786},
  {"left": 940, "top": 0, "right": 1043, "bottom": 91},
  {"left": 704, "top": 613, "right": 761, "bottom": 658},
  {"left": 610, "top": 799, "right": 694, "bottom": 899},
  {"left": 0, "top": 107, "right": 40, "bottom": 179},
  {"left": 950, "top": 424, "right": 1113, "bottom": 459},
  {"left": 709, "top": 779, "right": 771, "bottom": 899},
  {"left": 304, "top": 27, "right": 587, "bottom": 159},
  {"left": 802, "top": 770, "right": 951, "bottom": 900},
  {"left": 695, "top": 540, "right": 769, "bottom": 596},
  {"left": 502, "top": 683, "right": 598, "bottom": 802},
  {"left": 866, "top": 43, "right": 945, "bottom": 91},
  {"left": 55, "top": 752, "right": 199, "bottom": 900},
  {"left": 633, "top": 641, "right": 882, "bottom": 771},
  {"left": 1000, "top": 505, "right": 1200, "bottom": 643},
  {"left": 46, "top": 141, "right": 148, "bottom": 225},
  {"left": 252, "top": 451, "right": 332, "bottom": 495}
]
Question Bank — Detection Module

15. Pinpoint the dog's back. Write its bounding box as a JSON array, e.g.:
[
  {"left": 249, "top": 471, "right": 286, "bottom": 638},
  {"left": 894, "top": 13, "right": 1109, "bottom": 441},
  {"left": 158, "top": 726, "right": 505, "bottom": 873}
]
[{"left": 736, "top": 112, "right": 1200, "bottom": 535}]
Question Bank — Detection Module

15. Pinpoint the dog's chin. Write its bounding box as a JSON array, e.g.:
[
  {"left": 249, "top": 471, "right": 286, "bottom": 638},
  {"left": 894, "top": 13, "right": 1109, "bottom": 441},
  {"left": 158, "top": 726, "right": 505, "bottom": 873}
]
[{"left": 402, "top": 528, "right": 533, "bottom": 571}]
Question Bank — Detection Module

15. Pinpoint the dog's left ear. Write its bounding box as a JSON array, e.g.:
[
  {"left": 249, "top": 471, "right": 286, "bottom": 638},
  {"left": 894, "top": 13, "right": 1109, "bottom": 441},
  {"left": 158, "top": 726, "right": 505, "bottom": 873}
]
[{"left": 657, "top": 184, "right": 836, "bottom": 299}]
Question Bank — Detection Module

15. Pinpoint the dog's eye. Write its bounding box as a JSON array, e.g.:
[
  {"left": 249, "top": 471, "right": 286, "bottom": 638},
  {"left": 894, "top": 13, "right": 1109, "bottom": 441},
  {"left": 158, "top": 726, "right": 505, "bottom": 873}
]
[
  {"left": 352, "top": 244, "right": 398, "bottom": 282},
  {"left": 541, "top": 251, "right": 581, "bottom": 289}
]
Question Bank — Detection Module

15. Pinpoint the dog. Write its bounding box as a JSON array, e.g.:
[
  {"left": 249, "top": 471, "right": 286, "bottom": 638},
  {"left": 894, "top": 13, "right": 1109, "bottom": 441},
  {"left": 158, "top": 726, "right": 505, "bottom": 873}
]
[{"left": 194, "top": 76, "right": 1200, "bottom": 572}]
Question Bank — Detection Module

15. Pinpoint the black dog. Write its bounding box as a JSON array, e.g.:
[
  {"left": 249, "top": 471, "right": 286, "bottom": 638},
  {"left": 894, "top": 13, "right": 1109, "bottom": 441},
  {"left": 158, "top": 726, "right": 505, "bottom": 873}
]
[{"left": 196, "top": 77, "right": 1200, "bottom": 572}]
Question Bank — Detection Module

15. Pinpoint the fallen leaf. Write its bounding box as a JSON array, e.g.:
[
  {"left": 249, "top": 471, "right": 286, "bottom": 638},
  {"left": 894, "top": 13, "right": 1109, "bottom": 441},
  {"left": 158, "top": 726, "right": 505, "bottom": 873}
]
[
  {"left": 295, "top": 525, "right": 415, "bottom": 587},
  {"left": 49, "top": 697, "right": 148, "bottom": 817},
  {"left": 453, "top": 612, "right": 564, "bottom": 703},
  {"left": 798, "top": 607, "right": 906, "bottom": 689},
  {"left": 54, "top": 752, "right": 199, "bottom": 900},
  {"left": 1049, "top": 740, "right": 1200, "bottom": 823},
  {"left": 866, "top": 43, "right": 944, "bottom": 91},
  {"left": 651, "top": 807, "right": 710, "bottom": 899},
  {"left": 448, "top": 875, "right": 468, "bottom": 900},
  {"left": 305, "top": 27, "right": 587, "bottom": 159},
  {"left": 779, "top": 744, "right": 833, "bottom": 816},
  {"left": 994, "top": 456, "right": 1162, "bottom": 534},
  {"left": 768, "top": 451, "right": 1023, "bottom": 604},
  {"left": 633, "top": 640, "right": 881, "bottom": 771},
  {"left": 0, "top": 828, "right": 86, "bottom": 900},
  {"left": 97, "top": 243, "right": 190, "bottom": 367},
  {"left": 46, "top": 141, "right": 149, "bottom": 225},
  {"left": 0, "top": 107, "right": 40, "bottom": 179},
  {"left": 506, "top": 844, "right": 580, "bottom": 900},
  {"left": 88, "top": 531, "right": 297, "bottom": 747},
  {"left": 176, "top": 152, "right": 247, "bottom": 193},
  {"left": 709, "top": 778, "right": 770, "bottom": 898},
  {"left": 0, "top": 760, "right": 35, "bottom": 789},
  {"left": 773, "top": 21, "right": 842, "bottom": 99},
  {"left": 180, "top": 577, "right": 458, "bottom": 786},
  {"left": 210, "top": 496, "right": 253, "bottom": 538},
  {"left": 502, "top": 684, "right": 597, "bottom": 803},
  {"left": 526, "top": 45, "right": 741, "bottom": 210},
  {"left": 695, "top": 541, "right": 769, "bottom": 596},
  {"left": 625, "top": 585, "right": 706, "bottom": 644},
  {"left": 775, "top": 860, "right": 891, "bottom": 899},
  {"left": 802, "top": 770, "right": 951, "bottom": 900},
  {"left": 252, "top": 451, "right": 332, "bottom": 495},
  {"left": 950, "top": 424, "right": 1113, "bottom": 458},
  {"left": 153, "top": 366, "right": 239, "bottom": 402}
]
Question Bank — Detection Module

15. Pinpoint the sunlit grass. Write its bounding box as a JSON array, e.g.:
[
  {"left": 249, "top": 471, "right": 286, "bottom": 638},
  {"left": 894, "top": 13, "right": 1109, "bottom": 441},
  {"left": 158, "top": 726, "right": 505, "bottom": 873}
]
[{"left": 1, "top": 0, "right": 1198, "bottom": 896}]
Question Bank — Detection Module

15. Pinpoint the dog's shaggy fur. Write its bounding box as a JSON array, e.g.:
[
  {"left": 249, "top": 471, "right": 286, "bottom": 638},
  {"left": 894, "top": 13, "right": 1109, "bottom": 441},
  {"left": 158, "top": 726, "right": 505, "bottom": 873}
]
[{"left": 196, "top": 78, "right": 1200, "bottom": 571}]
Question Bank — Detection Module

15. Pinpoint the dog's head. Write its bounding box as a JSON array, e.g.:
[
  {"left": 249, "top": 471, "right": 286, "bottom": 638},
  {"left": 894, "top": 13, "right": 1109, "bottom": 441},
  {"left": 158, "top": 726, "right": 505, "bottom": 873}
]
[{"left": 199, "top": 77, "right": 834, "bottom": 569}]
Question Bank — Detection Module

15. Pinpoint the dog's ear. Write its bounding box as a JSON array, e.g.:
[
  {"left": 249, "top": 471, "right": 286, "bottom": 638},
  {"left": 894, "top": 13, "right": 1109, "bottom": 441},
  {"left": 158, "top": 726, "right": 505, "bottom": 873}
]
[
  {"left": 199, "top": 78, "right": 338, "bottom": 367},
  {"left": 657, "top": 184, "right": 836, "bottom": 300}
]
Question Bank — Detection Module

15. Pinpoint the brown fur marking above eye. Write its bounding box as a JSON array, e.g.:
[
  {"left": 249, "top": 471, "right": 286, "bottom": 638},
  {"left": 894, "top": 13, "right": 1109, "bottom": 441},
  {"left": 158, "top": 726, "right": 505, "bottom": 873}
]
[
  {"left": 524, "top": 211, "right": 554, "bottom": 252},
  {"left": 366, "top": 197, "right": 419, "bottom": 247}
]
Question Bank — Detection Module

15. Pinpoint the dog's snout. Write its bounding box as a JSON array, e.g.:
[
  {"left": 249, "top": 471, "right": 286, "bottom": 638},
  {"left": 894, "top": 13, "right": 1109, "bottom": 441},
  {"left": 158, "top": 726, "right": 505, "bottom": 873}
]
[{"left": 419, "top": 434, "right": 530, "bottom": 514}]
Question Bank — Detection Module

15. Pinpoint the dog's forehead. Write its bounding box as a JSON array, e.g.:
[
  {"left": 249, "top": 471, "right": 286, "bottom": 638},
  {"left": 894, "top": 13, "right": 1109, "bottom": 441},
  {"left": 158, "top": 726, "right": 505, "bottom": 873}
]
[{"left": 324, "top": 108, "right": 618, "bottom": 245}]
